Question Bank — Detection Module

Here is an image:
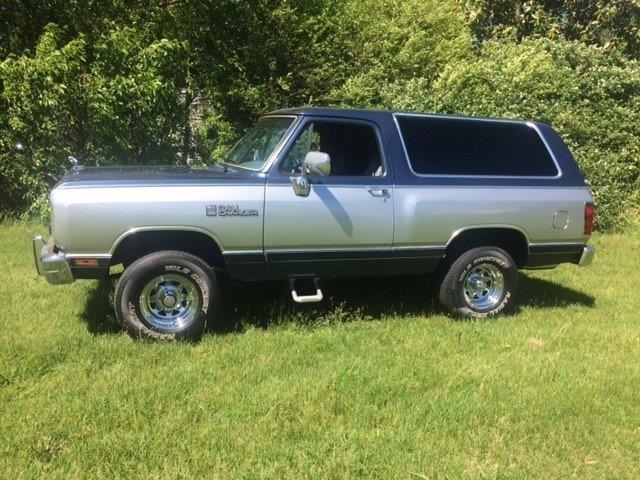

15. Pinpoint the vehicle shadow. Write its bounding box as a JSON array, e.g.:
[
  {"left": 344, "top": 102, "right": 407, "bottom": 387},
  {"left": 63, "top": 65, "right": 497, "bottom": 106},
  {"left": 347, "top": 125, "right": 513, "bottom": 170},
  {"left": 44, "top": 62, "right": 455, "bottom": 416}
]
[
  {"left": 79, "top": 273, "right": 595, "bottom": 336},
  {"left": 211, "top": 273, "right": 596, "bottom": 334},
  {"left": 80, "top": 280, "right": 121, "bottom": 335}
]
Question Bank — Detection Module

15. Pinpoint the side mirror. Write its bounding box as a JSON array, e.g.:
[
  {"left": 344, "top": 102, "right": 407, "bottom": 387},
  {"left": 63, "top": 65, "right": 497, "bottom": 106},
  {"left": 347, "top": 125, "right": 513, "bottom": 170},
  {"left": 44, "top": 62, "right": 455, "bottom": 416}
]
[
  {"left": 290, "top": 174, "right": 310, "bottom": 197},
  {"left": 290, "top": 151, "right": 330, "bottom": 197},
  {"left": 303, "top": 151, "right": 330, "bottom": 176}
]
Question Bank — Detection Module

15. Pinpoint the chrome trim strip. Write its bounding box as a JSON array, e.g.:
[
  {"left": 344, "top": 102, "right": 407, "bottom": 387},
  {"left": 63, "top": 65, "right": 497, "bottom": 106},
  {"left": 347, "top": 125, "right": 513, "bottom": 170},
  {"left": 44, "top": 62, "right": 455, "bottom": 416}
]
[
  {"left": 109, "top": 226, "right": 226, "bottom": 256},
  {"left": 66, "top": 253, "right": 112, "bottom": 259},
  {"left": 266, "top": 246, "right": 391, "bottom": 254},
  {"left": 393, "top": 245, "right": 446, "bottom": 251},
  {"left": 260, "top": 115, "right": 302, "bottom": 173},
  {"left": 446, "top": 225, "right": 532, "bottom": 247},
  {"left": 223, "top": 249, "right": 264, "bottom": 254},
  {"left": 267, "top": 183, "right": 391, "bottom": 188},
  {"left": 264, "top": 246, "right": 446, "bottom": 262},
  {"left": 391, "top": 185, "right": 586, "bottom": 190},
  {"left": 528, "top": 242, "right": 586, "bottom": 247},
  {"left": 392, "top": 113, "right": 563, "bottom": 180},
  {"left": 58, "top": 182, "right": 266, "bottom": 190}
]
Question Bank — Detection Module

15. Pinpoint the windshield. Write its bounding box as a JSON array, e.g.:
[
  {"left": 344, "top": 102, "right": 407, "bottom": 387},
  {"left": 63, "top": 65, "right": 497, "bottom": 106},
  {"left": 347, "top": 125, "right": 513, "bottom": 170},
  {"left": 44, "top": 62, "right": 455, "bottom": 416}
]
[{"left": 223, "top": 116, "right": 295, "bottom": 170}]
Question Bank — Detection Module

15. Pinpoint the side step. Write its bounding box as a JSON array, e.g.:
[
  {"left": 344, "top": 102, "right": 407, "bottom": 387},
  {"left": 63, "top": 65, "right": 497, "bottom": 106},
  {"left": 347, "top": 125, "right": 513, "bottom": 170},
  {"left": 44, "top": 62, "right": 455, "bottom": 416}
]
[{"left": 289, "top": 278, "right": 323, "bottom": 304}]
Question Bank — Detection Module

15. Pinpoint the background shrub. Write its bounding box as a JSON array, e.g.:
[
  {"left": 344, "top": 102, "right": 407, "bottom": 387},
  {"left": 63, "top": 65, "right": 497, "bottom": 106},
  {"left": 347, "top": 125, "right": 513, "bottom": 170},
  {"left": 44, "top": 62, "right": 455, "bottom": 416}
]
[
  {"left": 0, "top": 24, "right": 186, "bottom": 215},
  {"left": 0, "top": 0, "right": 638, "bottom": 230}
]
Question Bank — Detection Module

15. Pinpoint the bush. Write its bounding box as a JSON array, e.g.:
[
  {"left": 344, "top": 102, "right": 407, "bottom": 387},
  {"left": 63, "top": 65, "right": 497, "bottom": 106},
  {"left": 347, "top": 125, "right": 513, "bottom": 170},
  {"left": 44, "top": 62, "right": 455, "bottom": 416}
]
[
  {"left": 1, "top": 2, "right": 638, "bottom": 231},
  {"left": 320, "top": 0, "right": 473, "bottom": 106},
  {"left": 0, "top": 24, "right": 187, "bottom": 215}
]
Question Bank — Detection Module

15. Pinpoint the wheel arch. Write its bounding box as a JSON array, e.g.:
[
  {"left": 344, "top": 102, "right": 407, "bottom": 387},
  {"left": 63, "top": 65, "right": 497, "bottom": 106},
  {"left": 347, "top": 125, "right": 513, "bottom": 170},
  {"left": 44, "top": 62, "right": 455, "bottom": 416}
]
[
  {"left": 109, "top": 227, "right": 227, "bottom": 271},
  {"left": 444, "top": 225, "right": 530, "bottom": 268}
]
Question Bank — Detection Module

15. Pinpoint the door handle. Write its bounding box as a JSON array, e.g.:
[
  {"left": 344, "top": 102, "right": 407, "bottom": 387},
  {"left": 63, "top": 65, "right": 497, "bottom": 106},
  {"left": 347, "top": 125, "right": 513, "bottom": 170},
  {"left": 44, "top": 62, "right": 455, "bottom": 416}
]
[{"left": 367, "top": 187, "right": 389, "bottom": 197}]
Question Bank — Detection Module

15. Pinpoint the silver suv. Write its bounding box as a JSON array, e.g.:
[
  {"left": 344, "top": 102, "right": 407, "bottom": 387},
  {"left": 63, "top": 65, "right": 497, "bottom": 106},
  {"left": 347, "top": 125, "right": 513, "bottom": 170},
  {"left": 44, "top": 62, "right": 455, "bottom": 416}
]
[{"left": 33, "top": 108, "right": 596, "bottom": 340}]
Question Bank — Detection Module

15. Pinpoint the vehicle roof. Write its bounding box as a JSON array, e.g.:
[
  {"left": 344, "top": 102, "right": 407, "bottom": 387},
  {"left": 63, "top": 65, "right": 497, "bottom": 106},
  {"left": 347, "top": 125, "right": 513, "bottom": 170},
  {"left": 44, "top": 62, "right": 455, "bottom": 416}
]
[{"left": 268, "top": 107, "right": 539, "bottom": 126}]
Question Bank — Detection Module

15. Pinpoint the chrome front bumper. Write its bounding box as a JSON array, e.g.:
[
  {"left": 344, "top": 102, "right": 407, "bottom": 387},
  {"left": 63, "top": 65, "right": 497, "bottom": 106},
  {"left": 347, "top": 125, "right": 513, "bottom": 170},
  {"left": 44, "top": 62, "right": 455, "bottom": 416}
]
[
  {"left": 32, "top": 235, "right": 74, "bottom": 285},
  {"left": 578, "top": 245, "right": 596, "bottom": 267}
]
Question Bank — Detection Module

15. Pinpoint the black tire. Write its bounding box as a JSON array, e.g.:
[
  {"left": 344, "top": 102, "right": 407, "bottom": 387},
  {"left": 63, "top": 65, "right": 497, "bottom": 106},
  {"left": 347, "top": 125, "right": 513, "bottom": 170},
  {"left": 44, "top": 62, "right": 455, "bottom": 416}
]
[
  {"left": 438, "top": 246, "right": 518, "bottom": 318},
  {"left": 114, "top": 250, "right": 220, "bottom": 341}
]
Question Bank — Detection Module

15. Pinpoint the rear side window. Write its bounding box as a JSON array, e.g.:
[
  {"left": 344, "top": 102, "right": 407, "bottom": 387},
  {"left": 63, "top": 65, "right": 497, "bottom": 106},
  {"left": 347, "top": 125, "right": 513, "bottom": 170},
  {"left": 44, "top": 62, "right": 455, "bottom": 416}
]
[{"left": 396, "top": 115, "right": 558, "bottom": 177}]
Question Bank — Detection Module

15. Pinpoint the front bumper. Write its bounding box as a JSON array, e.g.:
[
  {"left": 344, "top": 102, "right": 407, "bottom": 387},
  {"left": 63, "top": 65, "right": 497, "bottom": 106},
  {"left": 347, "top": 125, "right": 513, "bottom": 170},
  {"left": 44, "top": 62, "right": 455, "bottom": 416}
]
[
  {"left": 32, "top": 235, "right": 74, "bottom": 285},
  {"left": 578, "top": 245, "right": 596, "bottom": 267}
]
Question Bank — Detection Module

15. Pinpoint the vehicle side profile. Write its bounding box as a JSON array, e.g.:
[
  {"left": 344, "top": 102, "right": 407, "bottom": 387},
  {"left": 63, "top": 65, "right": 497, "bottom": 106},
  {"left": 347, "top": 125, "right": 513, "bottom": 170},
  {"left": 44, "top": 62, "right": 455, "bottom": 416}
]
[{"left": 33, "top": 108, "right": 596, "bottom": 340}]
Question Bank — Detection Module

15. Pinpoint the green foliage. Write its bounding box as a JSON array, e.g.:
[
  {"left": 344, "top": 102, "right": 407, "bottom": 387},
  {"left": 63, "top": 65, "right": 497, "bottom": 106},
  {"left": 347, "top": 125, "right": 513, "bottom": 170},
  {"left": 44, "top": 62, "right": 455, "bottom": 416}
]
[
  {"left": 192, "top": 109, "right": 238, "bottom": 165},
  {"left": 0, "top": 25, "right": 87, "bottom": 213},
  {"left": 170, "top": 0, "right": 338, "bottom": 129},
  {"left": 0, "top": 0, "right": 167, "bottom": 58},
  {"left": 321, "top": 0, "right": 473, "bottom": 106},
  {"left": 458, "top": 0, "right": 640, "bottom": 57},
  {"left": 0, "top": 0, "right": 638, "bottom": 230},
  {"left": 0, "top": 23, "right": 186, "bottom": 214}
]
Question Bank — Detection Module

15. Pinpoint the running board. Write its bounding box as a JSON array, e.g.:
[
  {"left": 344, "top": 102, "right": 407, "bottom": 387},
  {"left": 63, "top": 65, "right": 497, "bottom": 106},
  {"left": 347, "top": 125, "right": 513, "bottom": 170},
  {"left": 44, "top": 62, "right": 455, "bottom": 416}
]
[{"left": 289, "top": 278, "right": 323, "bottom": 303}]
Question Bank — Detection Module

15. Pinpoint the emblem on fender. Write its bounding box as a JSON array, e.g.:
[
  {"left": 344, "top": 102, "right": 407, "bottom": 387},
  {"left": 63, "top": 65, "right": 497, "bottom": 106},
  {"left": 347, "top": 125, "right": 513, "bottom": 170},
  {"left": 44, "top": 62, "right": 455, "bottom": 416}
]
[{"left": 206, "top": 204, "right": 259, "bottom": 217}]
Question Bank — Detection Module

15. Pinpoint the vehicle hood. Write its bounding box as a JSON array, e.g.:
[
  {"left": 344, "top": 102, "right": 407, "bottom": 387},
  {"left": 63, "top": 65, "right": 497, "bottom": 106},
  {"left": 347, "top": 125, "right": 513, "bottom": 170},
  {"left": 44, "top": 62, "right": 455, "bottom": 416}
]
[{"left": 54, "top": 164, "right": 263, "bottom": 188}]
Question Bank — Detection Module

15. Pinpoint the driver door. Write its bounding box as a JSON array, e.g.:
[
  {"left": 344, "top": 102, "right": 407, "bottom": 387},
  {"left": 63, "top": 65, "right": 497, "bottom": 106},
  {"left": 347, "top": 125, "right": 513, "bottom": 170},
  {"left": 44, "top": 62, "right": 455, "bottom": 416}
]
[{"left": 263, "top": 117, "right": 394, "bottom": 278}]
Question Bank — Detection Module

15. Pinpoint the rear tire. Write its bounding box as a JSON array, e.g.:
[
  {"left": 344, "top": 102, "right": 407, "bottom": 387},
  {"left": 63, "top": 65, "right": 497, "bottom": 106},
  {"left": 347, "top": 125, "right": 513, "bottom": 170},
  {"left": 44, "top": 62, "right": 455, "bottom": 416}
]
[
  {"left": 114, "top": 250, "right": 219, "bottom": 341},
  {"left": 438, "top": 246, "right": 518, "bottom": 318}
]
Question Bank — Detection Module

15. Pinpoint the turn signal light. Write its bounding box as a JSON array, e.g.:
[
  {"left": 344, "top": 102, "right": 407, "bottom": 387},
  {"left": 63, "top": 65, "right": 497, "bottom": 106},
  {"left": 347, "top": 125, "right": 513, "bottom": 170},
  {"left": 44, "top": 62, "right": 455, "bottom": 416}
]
[
  {"left": 584, "top": 202, "right": 596, "bottom": 236},
  {"left": 73, "top": 258, "right": 99, "bottom": 267}
]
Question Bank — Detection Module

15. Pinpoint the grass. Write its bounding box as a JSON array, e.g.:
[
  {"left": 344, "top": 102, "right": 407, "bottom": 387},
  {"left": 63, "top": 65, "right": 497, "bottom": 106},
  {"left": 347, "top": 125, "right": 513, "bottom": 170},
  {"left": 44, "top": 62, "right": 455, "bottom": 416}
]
[{"left": 0, "top": 221, "right": 638, "bottom": 479}]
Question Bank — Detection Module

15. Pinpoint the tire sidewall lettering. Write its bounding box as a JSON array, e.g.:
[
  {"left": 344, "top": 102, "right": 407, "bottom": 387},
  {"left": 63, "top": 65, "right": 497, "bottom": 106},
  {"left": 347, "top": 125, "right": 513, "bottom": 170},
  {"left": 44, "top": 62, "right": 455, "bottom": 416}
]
[
  {"left": 458, "top": 256, "right": 506, "bottom": 283},
  {"left": 163, "top": 265, "right": 209, "bottom": 313},
  {"left": 190, "top": 273, "right": 209, "bottom": 314},
  {"left": 128, "top": 301, "right": 139, "bottom": 322},
  {"left": 115, "top": 251, "right": 219, "bottom": 341},
  {"left": 165, "top": 265, "right": 190, "bottom": 275}
]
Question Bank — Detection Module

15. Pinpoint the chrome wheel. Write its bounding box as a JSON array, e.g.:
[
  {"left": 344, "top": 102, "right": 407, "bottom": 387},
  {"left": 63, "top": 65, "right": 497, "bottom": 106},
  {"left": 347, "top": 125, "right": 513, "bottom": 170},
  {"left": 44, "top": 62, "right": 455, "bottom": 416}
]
[
  {"left": 462, "top": 263, "right": 505, "bottom": 310},
  {"left": 139, "top": 274, "right": 200, "bottom": 331}
]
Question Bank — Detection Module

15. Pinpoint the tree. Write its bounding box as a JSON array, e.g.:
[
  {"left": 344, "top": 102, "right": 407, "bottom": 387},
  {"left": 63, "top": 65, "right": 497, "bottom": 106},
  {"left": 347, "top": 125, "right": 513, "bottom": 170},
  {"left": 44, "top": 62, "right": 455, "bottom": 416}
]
[
  {"left": 458, "top": 0, "right": 640, "bottom": 57},
  {"left": 0, "top": 23, "right": 187, "bottom": 215}
]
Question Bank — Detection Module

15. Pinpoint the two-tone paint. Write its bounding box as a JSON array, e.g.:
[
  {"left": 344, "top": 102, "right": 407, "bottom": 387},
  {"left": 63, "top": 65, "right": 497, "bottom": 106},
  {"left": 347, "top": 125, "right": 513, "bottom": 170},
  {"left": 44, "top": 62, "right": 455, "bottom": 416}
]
[{"left": 39, "top": 108, "right": 595, "bottom": 284}]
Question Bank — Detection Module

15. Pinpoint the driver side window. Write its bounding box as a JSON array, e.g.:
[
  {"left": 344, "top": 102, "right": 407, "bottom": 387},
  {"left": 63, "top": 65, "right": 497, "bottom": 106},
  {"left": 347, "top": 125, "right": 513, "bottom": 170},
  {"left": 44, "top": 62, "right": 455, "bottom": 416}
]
[{"left": 280, "top": 122, "right": 383, "bottom": 177}]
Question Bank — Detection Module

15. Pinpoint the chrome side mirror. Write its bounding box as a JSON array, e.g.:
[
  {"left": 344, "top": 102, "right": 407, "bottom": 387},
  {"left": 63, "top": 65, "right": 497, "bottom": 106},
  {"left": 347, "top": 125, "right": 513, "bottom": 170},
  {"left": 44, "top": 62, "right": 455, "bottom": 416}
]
[
  {"left": 290, "top": 174, "right": 310, "bottom": 197},
  {"left": 290, "top": 151, "right": 330, "bottom": 197},
  {"left": 303, "top": 151, "right": 330, "bottom": 176}
]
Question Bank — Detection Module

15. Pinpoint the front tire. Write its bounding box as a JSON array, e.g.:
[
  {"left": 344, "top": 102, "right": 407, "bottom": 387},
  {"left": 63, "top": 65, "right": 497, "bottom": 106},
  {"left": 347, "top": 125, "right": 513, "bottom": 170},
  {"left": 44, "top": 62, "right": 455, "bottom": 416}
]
[
  {"left": 114, "top": 250, "right": 219, "bottom": 341},
  {"left": 439, "top": 246, "right": 518, "bottom": 318}
]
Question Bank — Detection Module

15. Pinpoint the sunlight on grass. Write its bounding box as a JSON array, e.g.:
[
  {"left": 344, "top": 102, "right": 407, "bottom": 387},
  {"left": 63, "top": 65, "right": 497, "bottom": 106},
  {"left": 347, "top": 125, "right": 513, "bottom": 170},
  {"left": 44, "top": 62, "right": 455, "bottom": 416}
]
[{"left": 0, "top": 221, "right": 638, "bottom": 479}]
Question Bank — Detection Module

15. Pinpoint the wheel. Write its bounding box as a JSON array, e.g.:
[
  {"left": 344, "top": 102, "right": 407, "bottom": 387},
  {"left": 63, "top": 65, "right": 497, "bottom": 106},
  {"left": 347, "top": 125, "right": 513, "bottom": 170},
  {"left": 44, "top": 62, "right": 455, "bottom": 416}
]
[
  {"left": 114, "top": 250, "right": 220, "bottom": 341},
  {"left": 438, "top": 246, "right": 518, "bottom": 318}
]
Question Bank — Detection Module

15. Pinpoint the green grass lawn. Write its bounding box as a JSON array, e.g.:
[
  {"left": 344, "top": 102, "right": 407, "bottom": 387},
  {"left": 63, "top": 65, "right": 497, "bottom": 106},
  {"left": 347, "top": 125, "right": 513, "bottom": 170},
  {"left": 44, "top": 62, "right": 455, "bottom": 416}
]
[{"left": 0, "top": 221, "right": 638, "bottom": 479}]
